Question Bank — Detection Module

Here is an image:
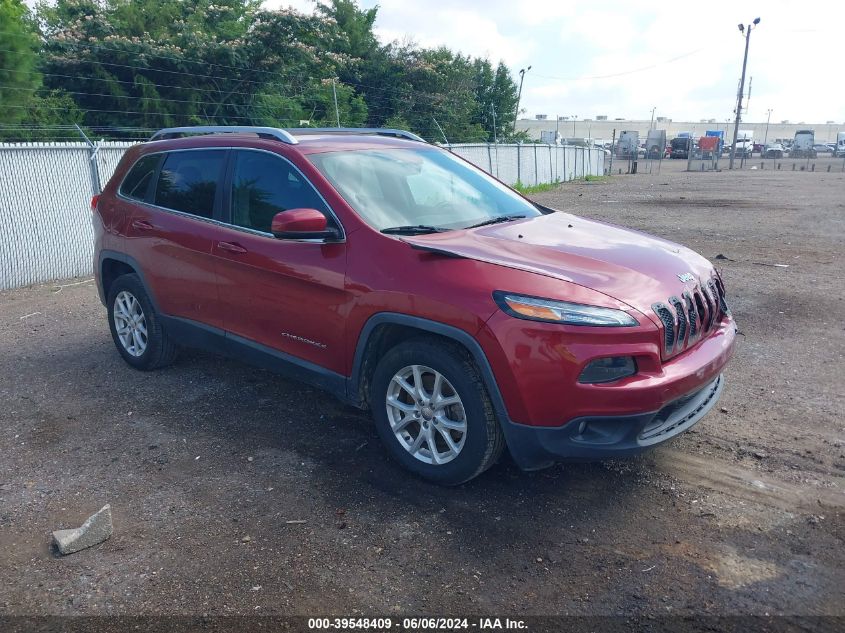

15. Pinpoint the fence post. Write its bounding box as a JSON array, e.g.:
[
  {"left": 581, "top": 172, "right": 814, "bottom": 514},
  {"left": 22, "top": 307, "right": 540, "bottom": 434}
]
[
  {"left": 533, "top": 144, "right": 539, "bottom": 185},
  {"left": 517, "top": 144, "right": 521, "bottom": 185},
  {"left": 562, "top": 146, "right": 566, "bottom": 182},
  {"left": 487, "top": 143, "right": 493, "bottom": 174},
  {"left": 75, "top": 124, "right": 102, "bottom": 194},
  {"left": 549, "top": 145, "right": 553, "bottom": 183}
]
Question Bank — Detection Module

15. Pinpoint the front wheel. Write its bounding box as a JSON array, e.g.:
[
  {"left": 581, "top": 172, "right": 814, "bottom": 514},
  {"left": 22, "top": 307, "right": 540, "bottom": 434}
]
[{"left": 370, "top": 338, "right": 505, "bottom": 485}]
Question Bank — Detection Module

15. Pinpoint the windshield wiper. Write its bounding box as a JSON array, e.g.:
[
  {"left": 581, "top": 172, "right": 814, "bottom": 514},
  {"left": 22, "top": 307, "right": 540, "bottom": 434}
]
[
  {"left": 381, "top": 225, "right": 447, "bottom": 235},
  {"left": 464, "top": 214, "right": 526, "bottom": 230}
]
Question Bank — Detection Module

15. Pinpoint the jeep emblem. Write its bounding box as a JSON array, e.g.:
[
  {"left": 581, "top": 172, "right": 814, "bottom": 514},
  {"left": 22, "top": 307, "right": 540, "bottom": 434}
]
[{"left": 677, "top": 272, "right": 696, "bottom": 283}]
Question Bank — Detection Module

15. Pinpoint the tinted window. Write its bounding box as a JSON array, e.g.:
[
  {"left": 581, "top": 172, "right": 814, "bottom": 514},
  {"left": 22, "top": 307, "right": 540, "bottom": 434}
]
[
  {"left": 119, "top": 154, "right": 160, "bottom": 201},
  {"left": 154, "top": 150, "right": 226, "bottom": 218},
  {"left": 230, "top": 151, "right": 328, "bottom": 233}
]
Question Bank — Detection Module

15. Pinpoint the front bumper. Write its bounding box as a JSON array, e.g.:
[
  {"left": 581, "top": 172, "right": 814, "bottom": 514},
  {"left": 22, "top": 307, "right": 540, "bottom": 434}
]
[{"left": 501, "top": 375, "right": 724, "bottom": 470}]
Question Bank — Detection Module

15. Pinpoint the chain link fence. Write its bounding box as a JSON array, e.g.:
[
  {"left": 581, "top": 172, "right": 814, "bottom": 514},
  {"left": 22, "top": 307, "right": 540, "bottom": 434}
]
[
  {"left": 448, "top": 143, "right": 604, "bottom": 186},
  {"left": 0, "top": 141, "right": 605, "bottom": 291},
  {"left": 0, "top": 141, "right": 134, "bottom": 290}
]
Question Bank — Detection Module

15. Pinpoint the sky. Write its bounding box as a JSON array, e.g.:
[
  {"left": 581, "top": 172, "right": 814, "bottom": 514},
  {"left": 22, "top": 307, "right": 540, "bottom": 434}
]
[{"left": 269, "top": 0, "right": 845, "bottom": 124}]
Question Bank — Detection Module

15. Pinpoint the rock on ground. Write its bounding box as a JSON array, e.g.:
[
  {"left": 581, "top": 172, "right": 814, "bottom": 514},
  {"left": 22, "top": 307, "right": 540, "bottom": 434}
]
[{"left": 52, "top": 504, "right": 113, "bottom": 555}]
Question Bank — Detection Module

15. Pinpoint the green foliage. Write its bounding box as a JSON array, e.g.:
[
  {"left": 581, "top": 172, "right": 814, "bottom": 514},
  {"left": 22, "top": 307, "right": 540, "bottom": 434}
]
[
  {"left": 0, "top": 0, "right": 40, "bottom": 125},
  {"left": 512, "top": 180, "right": 561, "bottom": 195},
  {"left": 4, "top": 0, "right": 522, "bottom": 142}
]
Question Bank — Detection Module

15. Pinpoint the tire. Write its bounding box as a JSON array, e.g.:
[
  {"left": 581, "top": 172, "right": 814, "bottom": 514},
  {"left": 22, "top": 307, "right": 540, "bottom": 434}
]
[
  {"left": 107, "top": 273, "right": 177, "bottom": 370},
  {"left": 370, "top": 337, "right": 505, "bottom": 485}
]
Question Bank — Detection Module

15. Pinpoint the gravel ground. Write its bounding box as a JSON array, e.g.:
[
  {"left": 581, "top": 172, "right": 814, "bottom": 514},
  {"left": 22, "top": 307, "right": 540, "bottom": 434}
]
[{"left": 0, "top": 158, "right": 843, "bottom": 621}]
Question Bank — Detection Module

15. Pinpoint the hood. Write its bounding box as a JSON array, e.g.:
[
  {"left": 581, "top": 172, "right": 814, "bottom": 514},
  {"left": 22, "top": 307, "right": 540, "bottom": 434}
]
[{"left": 402, "top": 211, "right": 715, "bottom": 319}]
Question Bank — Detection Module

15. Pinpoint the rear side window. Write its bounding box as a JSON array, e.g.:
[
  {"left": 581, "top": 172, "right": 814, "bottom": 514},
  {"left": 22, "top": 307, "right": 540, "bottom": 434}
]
[
  {"left": 119, "top": 154, "right": 160, "bottom": 201},
  {"left": 230, "top": 150, "right": 328, "bottom": 233},
  {"left": 154, "top": 150, "right": 226, "bottom": 218}
]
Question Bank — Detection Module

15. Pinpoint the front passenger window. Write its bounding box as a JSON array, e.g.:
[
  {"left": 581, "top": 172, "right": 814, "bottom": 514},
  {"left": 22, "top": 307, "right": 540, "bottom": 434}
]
[{"left": 230, "top": 151, "right": 328, "bottom": 233}]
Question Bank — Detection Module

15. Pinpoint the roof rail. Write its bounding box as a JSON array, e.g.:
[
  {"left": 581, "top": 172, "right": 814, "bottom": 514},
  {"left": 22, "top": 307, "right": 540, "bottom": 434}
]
[
  {"left": 286, "top": 128, "right": 426, "bottom": 143},
  {"left": 149, "top": 126, "right": 298, "bottom": 144}
]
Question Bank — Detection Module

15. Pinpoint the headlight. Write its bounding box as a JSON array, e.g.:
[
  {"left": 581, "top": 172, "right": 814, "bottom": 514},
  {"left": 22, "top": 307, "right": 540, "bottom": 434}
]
[{"left": 493, "top": 291, "right": 638, "bottom": 327}]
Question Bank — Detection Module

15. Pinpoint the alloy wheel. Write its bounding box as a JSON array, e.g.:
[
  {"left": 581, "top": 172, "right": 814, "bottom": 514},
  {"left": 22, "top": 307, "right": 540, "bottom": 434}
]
[
  {"left": 113, "top": 290, "right": 147, "bottom": 357},
  {"left": 385, "top": 364, "right": 467, "bottom": 465}
]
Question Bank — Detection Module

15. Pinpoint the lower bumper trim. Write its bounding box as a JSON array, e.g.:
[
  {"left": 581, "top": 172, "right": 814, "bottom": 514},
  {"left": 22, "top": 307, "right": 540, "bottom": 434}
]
[{"left": 501, "top": 375, "right": 724, "bottom": 470}]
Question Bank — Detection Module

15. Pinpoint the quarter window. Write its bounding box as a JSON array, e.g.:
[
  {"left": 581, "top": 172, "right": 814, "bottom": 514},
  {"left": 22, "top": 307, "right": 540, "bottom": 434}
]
[
  {"left": 154, "top": 150, "right": 226, "bottom": 218},
  {"left": 230, "top": 151, "right": 328, "bottom": 233},
  {"left": 119, "top": 154, "right": 161, "bottom": 201}
]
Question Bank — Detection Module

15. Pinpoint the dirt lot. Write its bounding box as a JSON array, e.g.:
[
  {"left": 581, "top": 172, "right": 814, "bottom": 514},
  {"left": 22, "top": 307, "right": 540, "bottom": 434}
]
[{"left": 1, "top": 159, "right": 843, "bottom": 622}]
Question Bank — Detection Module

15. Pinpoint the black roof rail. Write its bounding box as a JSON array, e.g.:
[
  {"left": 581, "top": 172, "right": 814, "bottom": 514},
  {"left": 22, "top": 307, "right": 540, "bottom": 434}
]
[
  {"left": 286, "top": 128, "right": 425, "bottom": 142},
  {"left": 150, "top": 126, "right": 298, "bottom": 144}
]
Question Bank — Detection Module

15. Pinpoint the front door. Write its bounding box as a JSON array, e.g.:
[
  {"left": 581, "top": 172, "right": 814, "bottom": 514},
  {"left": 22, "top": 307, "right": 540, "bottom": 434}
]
[{"left": 211, "top": 149, "right": 348, "bottom": 375}]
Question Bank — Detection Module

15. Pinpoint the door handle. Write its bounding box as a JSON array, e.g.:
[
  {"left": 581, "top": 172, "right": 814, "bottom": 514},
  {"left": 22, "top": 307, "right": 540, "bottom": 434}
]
[
  {"left": 131, "top": 219, "right": 154, "bottom": 231},
  {"left": 217, "top": 241, "right": 248, "bottom": 254}
]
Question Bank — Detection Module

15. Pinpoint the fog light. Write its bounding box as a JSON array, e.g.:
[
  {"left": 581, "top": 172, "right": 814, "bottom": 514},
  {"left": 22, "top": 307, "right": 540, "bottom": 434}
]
[{"left": 578, "top": 356, "right": 637, "bottom": 384}]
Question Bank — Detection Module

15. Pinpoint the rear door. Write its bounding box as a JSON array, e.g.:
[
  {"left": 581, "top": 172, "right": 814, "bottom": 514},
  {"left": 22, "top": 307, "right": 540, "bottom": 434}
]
[
  {"left": 211, "top": 148, "right": 348, "bottom": 374},
  {"left": 124, "top": 149, "right": 228, "bottom": 329}
]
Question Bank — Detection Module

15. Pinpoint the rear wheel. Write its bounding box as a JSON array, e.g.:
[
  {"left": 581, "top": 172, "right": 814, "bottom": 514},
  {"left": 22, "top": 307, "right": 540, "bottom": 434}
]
[
  {"left": 371, "top": 338, "right": 504, "bottom": 485},
  {"left": 107, "top": 274, "right": 177, "bottom": 370}
]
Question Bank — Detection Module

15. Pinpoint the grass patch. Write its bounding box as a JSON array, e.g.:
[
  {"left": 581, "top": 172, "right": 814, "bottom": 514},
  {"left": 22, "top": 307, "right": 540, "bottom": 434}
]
[
  {"left": 512, "top": 179, "right": 561, "bottom": 194},
  {"left": 513, "top": 175, "right": 607, "bottom": 194}
]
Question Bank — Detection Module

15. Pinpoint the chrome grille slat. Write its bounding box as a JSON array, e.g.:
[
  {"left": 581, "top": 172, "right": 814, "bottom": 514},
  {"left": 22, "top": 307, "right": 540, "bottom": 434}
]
[
  {"left": 669, "top": 296, "right": 687, "bottom": 347},
  {"left": 684, "top": 291, "right": 698, "bottom": 341},
  {"left": 652, "top": 303, "right": 676, "bottom": 354}
]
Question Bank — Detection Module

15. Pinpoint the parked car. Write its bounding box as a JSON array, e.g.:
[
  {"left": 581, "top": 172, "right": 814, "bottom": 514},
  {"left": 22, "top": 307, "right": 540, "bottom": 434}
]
[
  {"left": 764, "top": 143, "right": 785, "bottom": 158},
  {"left": 813, "top": 143, "right": 834, "bottom": 155},
  {"left": 93, "top": 126, "right": 736, "bottom": 484}
]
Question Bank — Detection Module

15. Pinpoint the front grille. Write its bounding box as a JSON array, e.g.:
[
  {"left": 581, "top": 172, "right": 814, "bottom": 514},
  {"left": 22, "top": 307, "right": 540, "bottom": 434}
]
[{"left": 652, "top": 278, "right": 728, "bottom": 357}]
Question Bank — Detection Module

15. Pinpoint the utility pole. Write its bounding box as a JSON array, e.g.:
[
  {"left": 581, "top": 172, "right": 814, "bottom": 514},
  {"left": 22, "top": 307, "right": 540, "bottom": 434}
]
[
  {"left": 730, "top": 18, "right": 760, "bottom": 170},
  {"left": 763, "top": 108, "right": 773, "bottom": 147},
  {"left": 331, "top": 79, "right": 340, "bottom": 128},
  {"left": 650, "top": 106, "right": 656, "bottom": 130},
  {"left": 513, "top": 66, "right": 532, "bottom": 135},
  {"left": 572, "top": 115, "right": 577, "bottom": 137}
]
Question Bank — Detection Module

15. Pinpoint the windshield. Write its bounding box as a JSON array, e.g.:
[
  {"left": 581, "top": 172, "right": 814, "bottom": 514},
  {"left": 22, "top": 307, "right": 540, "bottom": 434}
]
[{"left": 307, "top": 148, "right": 541, "bottom": 232}]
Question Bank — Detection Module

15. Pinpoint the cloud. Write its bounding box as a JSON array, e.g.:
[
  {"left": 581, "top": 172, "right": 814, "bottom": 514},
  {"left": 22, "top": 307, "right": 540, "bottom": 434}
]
[{"left": 263, "top": 0, "right": 845, "bottom": 123}]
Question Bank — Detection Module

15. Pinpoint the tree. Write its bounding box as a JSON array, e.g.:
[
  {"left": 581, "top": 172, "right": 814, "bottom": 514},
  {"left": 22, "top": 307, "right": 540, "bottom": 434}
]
[
  {"left": 24, "top": 0, "right": 518, "bottom": 142},
  {"left": 0, "top": 0, "right": 40, "bottom": 125}
]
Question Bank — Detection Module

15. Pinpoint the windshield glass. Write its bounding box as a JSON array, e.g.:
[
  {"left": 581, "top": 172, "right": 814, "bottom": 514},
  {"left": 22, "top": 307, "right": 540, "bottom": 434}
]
[{"left": 307, "top": 148, "right": 541, "bottom": 231}]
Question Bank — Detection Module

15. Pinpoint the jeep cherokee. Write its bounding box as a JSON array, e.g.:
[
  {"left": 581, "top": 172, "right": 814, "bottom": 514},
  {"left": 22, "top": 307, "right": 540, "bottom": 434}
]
[{"left": 92, "top": 126, "right": 736, "bottom": 485}]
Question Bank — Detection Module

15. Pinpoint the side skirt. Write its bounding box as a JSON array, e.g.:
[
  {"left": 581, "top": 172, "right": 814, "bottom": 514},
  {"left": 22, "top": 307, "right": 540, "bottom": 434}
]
[{"left": 160, "top": 315, "right": 350, "bottom": 403}]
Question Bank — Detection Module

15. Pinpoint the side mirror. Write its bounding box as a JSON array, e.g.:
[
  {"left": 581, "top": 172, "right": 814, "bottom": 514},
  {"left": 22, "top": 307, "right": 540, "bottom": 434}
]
[{"left": 271, "top": 208, "right": 339, "bottom": 241}]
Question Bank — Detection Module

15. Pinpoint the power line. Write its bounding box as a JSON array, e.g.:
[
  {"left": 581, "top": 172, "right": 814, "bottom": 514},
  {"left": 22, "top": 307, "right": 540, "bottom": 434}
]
[{"left": 531, "top": 47, "right": 708, "bottom": 82}]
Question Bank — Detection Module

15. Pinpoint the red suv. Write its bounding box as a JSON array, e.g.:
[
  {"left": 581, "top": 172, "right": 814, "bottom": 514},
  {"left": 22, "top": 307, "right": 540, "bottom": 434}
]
[{"left": 93, "top": 126, "right": 736, "bottom": 484}]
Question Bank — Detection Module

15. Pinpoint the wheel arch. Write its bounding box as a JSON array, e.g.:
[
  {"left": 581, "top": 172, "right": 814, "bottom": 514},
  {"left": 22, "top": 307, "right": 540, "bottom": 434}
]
[
  {"left": 348, "top": 313, "right": 510, "bottom": 424},
  {"left": 97, "top": 250, "right": 159, "bottom": 311}
]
